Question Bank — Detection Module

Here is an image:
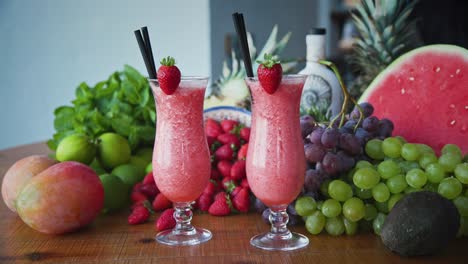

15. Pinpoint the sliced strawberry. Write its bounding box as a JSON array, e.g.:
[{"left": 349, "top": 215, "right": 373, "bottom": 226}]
[
  {"left": 155, "top": 208, "right": 176, "bottom": 231},
  {"left": 230, "top": 160, "right": 246, "bottom": 181},
  {"left": 208, "top": 194, "right": 231, "bottom": 216},
  {"left": 240, "top": 127, "right": 250, "bottom": 142},
  {"left": 217, "top": 160, "right": 232, "bottom": 178},
  {"left": 152, "top": 193, "right": 172, "bottom": 211},
  {"left": 221, "top": 119, "right": 239, "bottom": 133},
  {"left": 217, "top": 133, "right": 241, "bottom": 148},
  {"left": 157, "top": 56, "right": 181, "bottom": 95},
  {"left": 215, "top": 144, "right": 234, "bottom": 160},
  {"left": 257, "top": 53, "right": 282, "bottom": 94},
  {"left": 205, "top": 118, "right": 223, "bottom": 138},
  {"left": 237, "top": 143, "right": 248, "bottom": 160},
  {"left": 232, "top": 188, "right": 250, "bottom": 213}
]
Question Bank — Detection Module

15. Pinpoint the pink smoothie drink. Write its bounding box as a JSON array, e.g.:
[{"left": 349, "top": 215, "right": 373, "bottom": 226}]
[
  {"left": 150, "top": 77, "right": 211, "bottom": 203},
  {"left": 246, "top": 75, "right": 307, "bottom": 207}
]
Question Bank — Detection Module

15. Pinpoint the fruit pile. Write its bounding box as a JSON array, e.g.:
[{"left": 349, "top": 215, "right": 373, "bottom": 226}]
[
  {"left": 196, "top": 118, "right": 252, "bottom": 216},
  {"left": 295, "top": 136, "right": 468, "bottom": 237}
]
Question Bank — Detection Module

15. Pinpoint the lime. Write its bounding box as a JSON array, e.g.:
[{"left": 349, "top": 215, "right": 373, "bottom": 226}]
[
  {"left": 145, "top": 163, "right": 153, "bottom": 174},
  {"left": 97, "top": 133, "right": 131, "bottom": 169},
  {"left": 112, "top": 164, "right": 145, "bottom": 186},
  {"left": 129, "top": 156, "right": 147, "bottom": 173},
  {"left": 90, "top": 159, "right": 107, "bottom": 175},
  {"left": 135, "top": 148, "right": 153, "bottom": 163},
  {"left": 99, "top": 173, "right": 129, "bottom": 212},
  {"left": 56, "top": 134, "right": 96, "bottom": 165}
]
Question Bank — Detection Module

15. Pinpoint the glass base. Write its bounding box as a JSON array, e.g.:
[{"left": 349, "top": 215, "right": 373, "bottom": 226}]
[
  {"left": 250, "top": 231, "right": 309, "bottom": 251},
  {"left": 156, "top": 227, "right": 212, "bottom": 246}
]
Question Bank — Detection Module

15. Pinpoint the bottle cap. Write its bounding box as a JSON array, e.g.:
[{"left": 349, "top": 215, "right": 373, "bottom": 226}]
[{"left": 309, "top": 28, "right": 326, "bottom": 35}]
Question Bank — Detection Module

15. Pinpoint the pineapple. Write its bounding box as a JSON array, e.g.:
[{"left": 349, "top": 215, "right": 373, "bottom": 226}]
[
  {"left": 350, "top": 0, "right": 419, "bottom": 97},
  {"left": 205, "top": 25, "right": 297, "bottom": 109}
]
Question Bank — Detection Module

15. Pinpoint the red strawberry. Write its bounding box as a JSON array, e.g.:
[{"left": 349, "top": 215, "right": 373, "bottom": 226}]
[
  {"left": 217, "top": 133, "right": 241, "bottom": 148},
  {"left": 230, "top": 160, "right": 246, "bottom": 181},
  {"left": 232, "top": 188, "right": 250, "bottom": 213},
  {"left": 131, "top": 191, "right": 148, "bottom": 203},
  {"left": 140, "top": 183, "right": 159, "bottom": 199},
  {"left": 155, "top": 208, "right": 176, "bottom": 231},
  {"left": 143, "top": 172, "right": 155, "bottom": 185},
  {"left": 157, "top": 56, "right": 181, "bottom": 95},
  {"left": 207, "top": 136, "right": 216, "bottom": 147},
  {"left": 257, "top": 53, "right": 282, "bottom": 94},
  {"left": 131, "top": 200, "right": 151, "bottom": 210},
  {"left": 221, "top": 119, "right": 239, "bottom": 133},
  {"left": 215, "top": 180, "right": 223, "bottom": 192},
  {"left": 205, "top": 118, "right": 223, "bottom": 138},
  {"left": 203, "top": 180, "right": 217, "bottom": 196},
  {"left": 240, "top": 178, "right": 250, "bottom": 190},
  {"left": 208, "top": 194, "right": 231, "bottom": 216},
  {"left": 215, "top": 144, "right": 234, "bottom": 160},
  {"left": 132, "top": 182, "right": 145, "bottom": 193},
  {"left": 240, "top": 127, "right": 250, "bottom": 142},
  {"left": 197, "top": 193, "right": 213, "bottom": 212},
  {"left": 237, "top": 144, "right": 248, "bottom": 160},
  {"left": 210, "top": 168, "right": 221, "bottom": 180},
  {"left": 217, "top": 160, "right": 232, "bottom": 178},
  {"left": 230, "top": 186, "right": 242, "bottom": 198},
  {"left": 222, "top": 178, "right": 236, "bottom": 192},
  {"left": 214, "top": 191, "right": 227, "bottom": 201},
  {"left": 128, "top": 205, "right": 150, "bottom": 225},
  {"left": 152, "top": 193, "right": 172, "bottom": 211}
]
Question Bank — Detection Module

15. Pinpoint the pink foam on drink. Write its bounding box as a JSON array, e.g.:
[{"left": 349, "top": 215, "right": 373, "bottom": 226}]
[
  {"left": 246, "top": 76, "right": 306, "bottom": 207},
  {"left": 150, "top": 79, "right": 211, "bottom": 202}
]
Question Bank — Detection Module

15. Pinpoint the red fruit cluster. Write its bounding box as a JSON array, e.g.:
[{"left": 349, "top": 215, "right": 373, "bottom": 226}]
[
  {"left": 128, "top": 172, "right": 175, "bottom": 231},
  {"left": 194, "top": 118, "right": 253, "bottom": 216}
]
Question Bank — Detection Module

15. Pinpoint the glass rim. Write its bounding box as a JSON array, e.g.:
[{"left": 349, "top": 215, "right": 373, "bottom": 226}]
[
  {"left": 148, "top": 76, "right": 209, "bottom": 82},
  {"left": 245, "top": 74, "right": 307, "bottom": 81}
]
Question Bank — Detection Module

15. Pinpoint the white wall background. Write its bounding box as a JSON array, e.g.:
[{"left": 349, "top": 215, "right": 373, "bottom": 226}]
[{"left": 0, "top": 0, "right": 211, "bottom": 150}]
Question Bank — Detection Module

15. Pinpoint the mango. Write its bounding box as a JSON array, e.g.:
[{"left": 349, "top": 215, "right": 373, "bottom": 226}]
[
  {"left": 16, "top": 161, "right": 104, "bottom": 235},
  {"left": 1, "top": 155, "right": 57, "bottom": 213}
]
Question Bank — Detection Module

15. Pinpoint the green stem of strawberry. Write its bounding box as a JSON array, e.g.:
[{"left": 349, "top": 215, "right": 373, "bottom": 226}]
[{"left": 319, "top": 60, "right": 364, "bottom": 130}]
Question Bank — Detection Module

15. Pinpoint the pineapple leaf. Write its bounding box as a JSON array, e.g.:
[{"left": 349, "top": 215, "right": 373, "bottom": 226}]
[
  {"left": 274, "top": 31, "right": 292, "bottom": 55},
  {"left": 257, "top": 25, "right": 278, "bottom": 60}
]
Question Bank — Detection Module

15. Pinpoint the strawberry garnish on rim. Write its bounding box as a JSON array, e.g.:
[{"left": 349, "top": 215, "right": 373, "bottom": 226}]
[
  {"left": 157, "top": 56, "right": 181, "bottom": 95},
  {"left": 256, "top": 53, "right": 282, "bottom": 94}
]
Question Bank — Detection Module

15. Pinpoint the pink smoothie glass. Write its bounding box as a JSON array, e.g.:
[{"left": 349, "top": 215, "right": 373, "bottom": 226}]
[
  {"left": 245, "top": 74, "right": 309, "bottom": 251},
  {"left": 149, "top": 76, "right": 212, "bottom": 246}
]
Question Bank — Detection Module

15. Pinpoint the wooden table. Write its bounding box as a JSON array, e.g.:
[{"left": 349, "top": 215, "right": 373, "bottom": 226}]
[{"left": 0, "top": 143, "right": 466, "bottom": 264}]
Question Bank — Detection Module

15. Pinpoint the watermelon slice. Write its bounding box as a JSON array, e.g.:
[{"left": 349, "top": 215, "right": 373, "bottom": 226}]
[{"left": 360, "top": 45, "right": 468, "bottom": 154}]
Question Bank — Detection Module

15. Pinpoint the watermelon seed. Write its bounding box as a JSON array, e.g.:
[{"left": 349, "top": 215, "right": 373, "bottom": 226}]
[
  {"left": 433, "top": 66, "right": 441, "bottom": 73},
  {"left": 450, "top": 75, "right": 454, "bottom": 78},
  {"left": 449, "top": 104, "right": 455, "bottom": 109},
  {"left": 456, "top": 69, "right": 460, "bottom": 74},
  {"left": 401, "top": 88, "right": 406, "bottom": 95},
  {"left": 409, "top": 77, "right": 415, "bottom": 81},
  {"left": 449, "top": 120, "right": 456, "bottom": 127}
]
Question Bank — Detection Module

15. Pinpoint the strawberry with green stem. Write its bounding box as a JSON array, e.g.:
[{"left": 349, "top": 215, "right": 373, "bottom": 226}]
[
  {"left": 257, "top": 53, "right": 282, "bottom": 94},
  {"left": 157, "top": 56, "right": 181, "bottom": 95}
]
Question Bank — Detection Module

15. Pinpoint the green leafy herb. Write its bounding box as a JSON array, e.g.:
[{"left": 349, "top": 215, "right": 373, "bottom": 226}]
[{"left": 48, "top": 65, "right": 156, "bottom": 151}]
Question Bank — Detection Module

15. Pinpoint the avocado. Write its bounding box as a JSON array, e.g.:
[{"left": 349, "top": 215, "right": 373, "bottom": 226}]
[{"left": 380, "top": 191, "right": 459, "bottom": 257}]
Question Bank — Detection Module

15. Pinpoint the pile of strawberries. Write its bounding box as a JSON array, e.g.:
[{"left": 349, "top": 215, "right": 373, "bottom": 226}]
[
  {"left": 194, "top": 118, "right": 252, "bottom": 216},
  {"left": 127, "top": 172, "right": 176, "bottom": 231},
  {"left": 127, "top": 118, "right": 252, "bottom": 229}
]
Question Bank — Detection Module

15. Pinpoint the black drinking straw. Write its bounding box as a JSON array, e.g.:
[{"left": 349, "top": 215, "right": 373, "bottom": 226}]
[
  {"left": 134, "top": 28, "right": 157, "bottom": 79},
  {"left": 141, "top": 26, "right": 156, "bottom": 76},
  {"left": 232, "top": 13, "right": 254, "bottom": 77}
]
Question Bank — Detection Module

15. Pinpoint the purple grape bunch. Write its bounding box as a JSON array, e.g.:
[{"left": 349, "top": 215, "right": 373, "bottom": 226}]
[{"left": 301, "top": 102, "right": 394, "bottom": 196}]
